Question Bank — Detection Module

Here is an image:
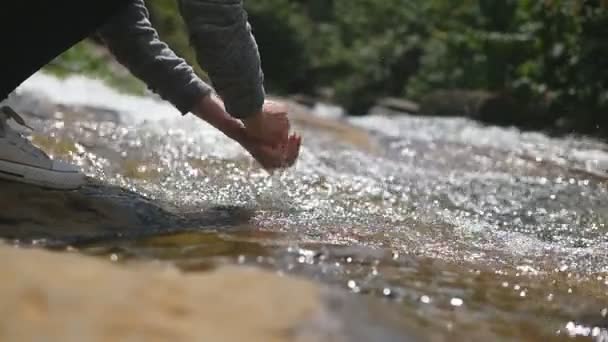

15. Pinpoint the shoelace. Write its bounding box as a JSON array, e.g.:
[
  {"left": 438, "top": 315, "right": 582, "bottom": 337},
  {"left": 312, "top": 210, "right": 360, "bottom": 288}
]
[{"left": 1, "top": 105, "right": 34, "bottom": 131}]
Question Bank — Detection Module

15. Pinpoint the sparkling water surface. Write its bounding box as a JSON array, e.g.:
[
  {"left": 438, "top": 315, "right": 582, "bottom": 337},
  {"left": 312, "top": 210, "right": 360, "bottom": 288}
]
[{"left": 9, "top": 73, "right": 608, "bottom": 341}]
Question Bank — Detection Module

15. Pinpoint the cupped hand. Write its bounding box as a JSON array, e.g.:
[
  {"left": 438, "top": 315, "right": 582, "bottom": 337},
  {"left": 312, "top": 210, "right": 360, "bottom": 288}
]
[
  {"left": 242, "top": 100, "right": 290, "bottom": 147},
  {"left": 242, "top": 133, "right": 302, "bottom": 171},
  {"left": 192, "top": 95, "right": 301, "bottom": 171}
]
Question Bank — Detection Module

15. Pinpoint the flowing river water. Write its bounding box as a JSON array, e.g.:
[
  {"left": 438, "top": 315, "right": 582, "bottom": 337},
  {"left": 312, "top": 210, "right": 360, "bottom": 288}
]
[{"left": 4, "top": 73, "right": 608, "bottom": 341}]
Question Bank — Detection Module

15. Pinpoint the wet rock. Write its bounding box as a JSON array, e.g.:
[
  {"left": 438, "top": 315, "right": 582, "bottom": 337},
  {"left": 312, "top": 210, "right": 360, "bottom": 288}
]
[
  {"left": 0, "top": 180, "right": 253, "bottom": 246},
  {"left": 375, "top": 97, "right": 420, "bottom": 114},
  {"left": 419, "top": 89, "right": 527, "bottom": 125},
  {"left": 0, "top": 245, "right": 416, "bottom": 342}
]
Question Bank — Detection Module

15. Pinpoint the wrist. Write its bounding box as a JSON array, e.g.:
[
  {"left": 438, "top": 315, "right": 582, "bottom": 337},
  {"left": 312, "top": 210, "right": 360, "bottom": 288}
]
[
  {"left": 193, "top": 94, "right": 248, "bottom": 144},
  {"left": 194, "top": 94, "right": 222, "bottom": 113}
]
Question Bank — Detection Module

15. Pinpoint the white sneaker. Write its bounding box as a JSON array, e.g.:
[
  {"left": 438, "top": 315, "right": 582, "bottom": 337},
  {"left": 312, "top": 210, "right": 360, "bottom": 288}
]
[{"left": 0, "top": 105, "right": 85, "bottom": 190}]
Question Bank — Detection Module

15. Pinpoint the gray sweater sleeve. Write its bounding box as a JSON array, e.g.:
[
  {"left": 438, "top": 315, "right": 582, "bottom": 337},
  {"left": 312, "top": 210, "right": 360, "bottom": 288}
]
[
  {"left": 98, "top": 0, "right": 265, "bottom": 119},
  {"left": 98, "top": 0, "right": 211, "bottom": 115},
  {"left": 178, "top": 0, "right": 265, "bottom": 119}
]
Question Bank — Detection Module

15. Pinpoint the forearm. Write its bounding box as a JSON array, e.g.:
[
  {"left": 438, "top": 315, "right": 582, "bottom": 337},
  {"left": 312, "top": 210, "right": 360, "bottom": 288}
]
[
  {"left": 178, "top": 0, "right": 265, "bottom": 119},
  {"left": 192, "top": 95, "right": 248, "bottom": 145},
  {"left": 98, "top": 0, "right": 211, "bottom": 115}
]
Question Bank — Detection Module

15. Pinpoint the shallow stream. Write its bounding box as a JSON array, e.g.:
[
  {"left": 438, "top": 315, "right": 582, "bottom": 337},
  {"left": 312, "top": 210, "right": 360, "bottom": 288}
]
[{"left": 5, "top": 73, "right": 608, "bottom": 341}]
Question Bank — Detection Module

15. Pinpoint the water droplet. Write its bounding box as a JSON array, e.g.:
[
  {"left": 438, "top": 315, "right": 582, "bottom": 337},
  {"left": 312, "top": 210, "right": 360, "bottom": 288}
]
[
  {"left": 347, "top": 280, "right": 360, "bottom": 293},
  {"left": 450, "top": 298, "right": 463, "bottom": 307}
]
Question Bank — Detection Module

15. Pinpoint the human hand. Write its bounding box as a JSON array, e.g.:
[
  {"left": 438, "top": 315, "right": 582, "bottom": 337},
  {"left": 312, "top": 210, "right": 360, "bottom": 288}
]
[
  {"left": 241, "top": 133, "right": 302, "bottom": 171},
  {"left": 192, "top": 95, "right": 301, "bottom": 171},
  {"left": 242, "top": 100, "right": 290, "bottom": 147}
]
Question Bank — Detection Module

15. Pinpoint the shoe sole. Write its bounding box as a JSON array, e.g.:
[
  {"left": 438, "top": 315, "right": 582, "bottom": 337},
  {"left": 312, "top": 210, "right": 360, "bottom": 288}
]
[{"left": 0, "top": 159, "right": 85, "bottom": 190}]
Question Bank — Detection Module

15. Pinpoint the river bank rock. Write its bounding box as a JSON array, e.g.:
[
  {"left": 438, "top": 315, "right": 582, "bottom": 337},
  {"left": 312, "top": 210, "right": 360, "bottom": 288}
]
[
  {"left": 416, "top": 89, "right": 564, "bottom": 131},
  {"left": 0, "top": 244, "right": 414, "bottom": 342},
  {"left": 419, "top": 89, "right": 524, "bottom": 124},
  {"left": 375, "top": 97, "right": 420, "bottom": 114},
  {"left": 0, "top": 179, "right": 253, "bottom": 246}
]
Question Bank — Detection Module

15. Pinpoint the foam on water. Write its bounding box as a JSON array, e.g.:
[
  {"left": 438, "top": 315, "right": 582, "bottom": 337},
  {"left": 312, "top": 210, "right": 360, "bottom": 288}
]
[{"left": 15, "top": 72, "right": 177, "bottom": 123}]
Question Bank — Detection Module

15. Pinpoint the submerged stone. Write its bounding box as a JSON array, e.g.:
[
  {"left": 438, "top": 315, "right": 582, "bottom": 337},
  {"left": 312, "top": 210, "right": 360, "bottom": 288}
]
[{"left": 0, "top": 245, "right": 416, "bottom": 342}]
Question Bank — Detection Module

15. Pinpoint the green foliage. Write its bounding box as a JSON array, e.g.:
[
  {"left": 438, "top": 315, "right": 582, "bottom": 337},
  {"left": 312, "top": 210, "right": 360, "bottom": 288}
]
[
  {"left": 146, "top": 0, "right": 208, "bottom": 80},
  {"left": 244, "top": 0, "right": 315, "bottom": 93},
  {"left": 45, "top": 40, "right": 146, "bottom": 95},
  {"left": 246, "top": 0, "right": 608, "bottom": 127},
  {"left": 407, "top": 0, "right": 608, "bottom": 128},
  {"left": 245, "top": 0, "right": 430, "bottom": 113}
]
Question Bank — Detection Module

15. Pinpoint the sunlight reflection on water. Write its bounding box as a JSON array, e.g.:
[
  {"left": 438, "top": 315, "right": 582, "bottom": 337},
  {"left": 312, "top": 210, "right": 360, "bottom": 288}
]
[{"left": 10, "top": 72, "right": 608, "bottom": 341}]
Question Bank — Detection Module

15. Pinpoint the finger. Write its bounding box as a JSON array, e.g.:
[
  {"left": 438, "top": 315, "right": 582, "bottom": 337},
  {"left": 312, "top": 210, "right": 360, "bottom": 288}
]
[
  {"left": 294, "top": 134, "right": 302, "bottom": 162},
  {"left": 267, "top": 101, "right": 288, "bottom": 114},
  {"left": 284, "top": 134, "right": 300, "bottom": 167},
  {"left": 274, "top": 124, "right": 290, "bottom": 148},
  {"left": 263, "top": 131, "right": 287, "bottom": 148},
  {"left": 270, "top": 107, "right": 289, "bottom": 117},
  {"left": 269, "top": 107, "right": 289, "bottom": 124},
  {"left": 280, "top": 128, "right": 289, "bottom": 146},
  {"left": 270, "top": 113, "right": 289, "bottom": 131},
  {"left": 263, "top": 118, "right": 289, "bottom": 147},
  {"left": 260, "top": 144, "right": 284, "bottom": 170},
  {"left": 297, "top": 134, "right": 302, "bottom": 155}
]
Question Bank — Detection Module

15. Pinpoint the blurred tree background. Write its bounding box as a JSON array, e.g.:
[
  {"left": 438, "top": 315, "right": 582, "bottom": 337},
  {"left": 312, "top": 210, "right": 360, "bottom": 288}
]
[{"left": 49, "top": 0, "right": 608, "bottom": 136}]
